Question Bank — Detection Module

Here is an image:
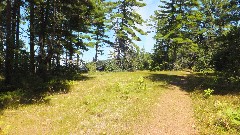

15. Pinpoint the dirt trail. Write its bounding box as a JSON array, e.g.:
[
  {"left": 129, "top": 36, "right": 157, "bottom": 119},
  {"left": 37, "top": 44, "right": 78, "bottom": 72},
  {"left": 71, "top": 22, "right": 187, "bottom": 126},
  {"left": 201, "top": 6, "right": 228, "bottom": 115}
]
[{"left": 135, "top": 85, "right": 198, "bottom": 135}]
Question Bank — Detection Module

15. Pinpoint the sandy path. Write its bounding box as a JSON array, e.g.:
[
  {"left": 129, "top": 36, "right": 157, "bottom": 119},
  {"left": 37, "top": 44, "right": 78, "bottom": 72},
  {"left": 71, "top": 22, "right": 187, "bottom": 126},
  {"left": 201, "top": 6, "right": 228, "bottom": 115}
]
[{"left": 135, "top": 86, "right": 198, "bottom": 135}]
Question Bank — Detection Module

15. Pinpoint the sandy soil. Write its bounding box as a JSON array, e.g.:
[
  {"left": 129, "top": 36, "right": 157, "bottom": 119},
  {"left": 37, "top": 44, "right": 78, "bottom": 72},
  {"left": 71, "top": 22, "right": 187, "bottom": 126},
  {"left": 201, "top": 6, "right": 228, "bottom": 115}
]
[{"left": 135, "top": 85, "right": 198, "bottom": 135}]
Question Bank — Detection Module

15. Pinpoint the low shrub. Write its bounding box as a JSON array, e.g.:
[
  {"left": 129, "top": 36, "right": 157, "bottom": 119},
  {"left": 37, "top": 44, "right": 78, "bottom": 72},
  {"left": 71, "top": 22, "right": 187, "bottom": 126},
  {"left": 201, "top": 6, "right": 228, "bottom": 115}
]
[{"left": 0, "top": 89, "right": 23, "bottom": 109}]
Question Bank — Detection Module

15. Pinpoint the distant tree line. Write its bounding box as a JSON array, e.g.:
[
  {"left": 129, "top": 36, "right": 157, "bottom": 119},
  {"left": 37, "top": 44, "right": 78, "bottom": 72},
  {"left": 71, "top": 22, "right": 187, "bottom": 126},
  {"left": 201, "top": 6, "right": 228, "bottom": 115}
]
[{"left": 151, "top": 0, "right": 240, "bottom": 78}]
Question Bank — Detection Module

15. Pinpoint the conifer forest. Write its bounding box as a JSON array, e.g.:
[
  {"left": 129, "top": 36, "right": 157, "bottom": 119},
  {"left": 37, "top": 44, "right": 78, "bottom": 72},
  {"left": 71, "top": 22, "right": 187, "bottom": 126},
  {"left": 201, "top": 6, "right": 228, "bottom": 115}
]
[{"left": 0, "top": 0, "right": 239, "bottom": 85}]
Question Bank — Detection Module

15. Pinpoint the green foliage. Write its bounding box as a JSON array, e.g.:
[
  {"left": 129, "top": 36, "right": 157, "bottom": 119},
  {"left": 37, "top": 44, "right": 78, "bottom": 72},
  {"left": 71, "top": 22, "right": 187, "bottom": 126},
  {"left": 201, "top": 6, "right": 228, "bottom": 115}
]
[
  {"left": 110, "top": 0, "right": 146, "bottom": 70},
  {"left": 0, "top": 89, "right": 23, "bottom": 108},
  {"left": 227, "top": 108, "right": 240, "bottom": 126},
  {"left": 0, "top": 1, "right": 6, "bottom": 13},
  {"left": 137, "top": 76, "right": 146, "bottom": 90},
  {"left": 0, "top": 0, "right": 114, "bottom": 86},
  {"left": 227, "top": 76, "right": 240, "bottom": 85},
  {"left": 212, "top": 102, "right": 240, "bottom": 133},
  {"left": 152, "top": 0, "right": 200, "bottom": 70},
  {"left": 152, "top": 0, "right": 240, "bottom": 72},
  {"left": 105, "top": 49, "right": 152, "bottom": 72},
  {"left": 189, "top": 71, "right": 240, "bottom": 134},
  {"left": 86, "top": 62, "right": 97, "bottom": 73},
  {"left": 213, "top": 26, "right": 240, "bottom": 79},
  {"left": 203, "top": 88, "right": 214, "bottom": 98},
  {"left": 220, "top": 108, "right": 240, "bottom": 129},
  {"left": 193, "top": 49, "right": 214, "bottom": 72},
  {"left": 135, "top": 50, "right": 152, "bottom": 70},
  {"left": 104, "top": 59, "right": 122, "bottom": 72}
]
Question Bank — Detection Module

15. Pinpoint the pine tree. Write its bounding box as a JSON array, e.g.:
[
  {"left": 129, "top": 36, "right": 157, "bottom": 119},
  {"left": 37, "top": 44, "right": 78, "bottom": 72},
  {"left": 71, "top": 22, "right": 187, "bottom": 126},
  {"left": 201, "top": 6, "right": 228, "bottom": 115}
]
[
  {"left": 110, "top": 0, "right": 146, "bottom": 70},
  {"left": 152, "top": 0, "right": 202, "bottom": 70},
  {"left": 152, "top": 0, "right": 179, "bottom": 70},
  {"left": 90, "top": 0, "right": 112, "bottom": 62}
]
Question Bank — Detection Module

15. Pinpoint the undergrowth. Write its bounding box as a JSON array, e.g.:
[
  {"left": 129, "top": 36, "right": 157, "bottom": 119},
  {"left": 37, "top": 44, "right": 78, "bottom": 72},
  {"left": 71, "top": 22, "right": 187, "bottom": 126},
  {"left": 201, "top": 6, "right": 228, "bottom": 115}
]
[
  {"left": 192, "top": 92, "right": 240, "bottom": 134},
  {"left": 189, "top": 72, "right": 240, "bottom": 135}
]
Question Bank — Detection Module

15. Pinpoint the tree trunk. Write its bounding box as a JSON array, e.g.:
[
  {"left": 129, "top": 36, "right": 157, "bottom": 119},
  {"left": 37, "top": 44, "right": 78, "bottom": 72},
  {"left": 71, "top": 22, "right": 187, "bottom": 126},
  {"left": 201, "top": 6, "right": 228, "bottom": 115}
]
[
  {"left": 56, "top": 35, "right": 61, "bottom": 70},
  {"left": 5, "top": 0, "right": 14, "bottom": 85},
  {"left": 56, "top": 0, "right": 61, "bottom": 70},
  {"left": 95, "top": 34, "right": 99, "bottom": 62},
  {"left": 15, "top": 0, "right": 21, "bottom": 70},
  {"left": 11, "top": 0, "right": 18, "bottom": 72},
  {"left": 48, "top": 0, "right": 56, "bottom": 71},
  {"left": 30, "top": 0, "right": 35, "bottom": 74},
  {"left": 65, "top": 51, "right": 68, "bottom": 67},
  {"left": 69, "top": 44, "right": 73, "bottom": 66},
  {"left": 77, "top": 52, "right": 79, "bottom": 67},
  {"left": 0, "top": 10, "right": 3, "bottom": 71},
  {"left": 38, "top": 1, "right": 48, "bottom": 80},
  {"left": 69, "top": 33, "right": 73, "bottom": 67}
]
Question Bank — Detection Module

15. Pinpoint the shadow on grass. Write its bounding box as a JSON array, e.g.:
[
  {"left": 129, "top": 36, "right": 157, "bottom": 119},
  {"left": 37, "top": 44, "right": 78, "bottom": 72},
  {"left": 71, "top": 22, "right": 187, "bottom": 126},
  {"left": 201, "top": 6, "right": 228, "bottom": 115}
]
[
  {"left": 0, "top": 72, "right": 94, "bottom": 111},
  {"left": 146, "top": 72, "right": 240, "bottom": 95}
]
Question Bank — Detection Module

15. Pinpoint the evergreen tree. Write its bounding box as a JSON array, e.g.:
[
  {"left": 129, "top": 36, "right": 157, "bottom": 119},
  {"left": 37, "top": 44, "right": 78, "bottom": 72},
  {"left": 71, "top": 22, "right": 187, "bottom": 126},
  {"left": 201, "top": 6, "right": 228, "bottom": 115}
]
[
  {"left": 152, "top": 0, "right": 240, "bottom": 71},
  {"left": 213, "top": 26, "right": 240, "bottom": 78},
  {"left": 110, "top": 0, "right": 146, "bottom": 70},
  {"left": 91, "top": 0, "right": 112, "bottom": 62},
  {"left": 152, "top": 0, "right": 182, "bottom": 70}
]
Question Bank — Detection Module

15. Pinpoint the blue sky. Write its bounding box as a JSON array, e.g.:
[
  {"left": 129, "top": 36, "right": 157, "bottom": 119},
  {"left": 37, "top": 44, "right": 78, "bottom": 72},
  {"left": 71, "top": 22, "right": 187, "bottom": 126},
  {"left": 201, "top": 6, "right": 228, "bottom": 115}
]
[
  {"left": 83, "top": 0, "right": 161, "bottom": 61},
  {"left": 20, "top": 0, "right": 161, "bottom": 62}
]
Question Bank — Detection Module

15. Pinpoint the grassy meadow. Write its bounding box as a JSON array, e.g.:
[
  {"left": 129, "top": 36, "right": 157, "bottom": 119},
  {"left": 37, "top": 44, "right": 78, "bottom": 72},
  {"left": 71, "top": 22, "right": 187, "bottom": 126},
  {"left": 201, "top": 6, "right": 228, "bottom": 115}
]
[
  {"left": 0, "top": 71, "right": 240, "bottom": 134},
  {"left": 0, "top": 71, "right": 169, "bottom": 134}
]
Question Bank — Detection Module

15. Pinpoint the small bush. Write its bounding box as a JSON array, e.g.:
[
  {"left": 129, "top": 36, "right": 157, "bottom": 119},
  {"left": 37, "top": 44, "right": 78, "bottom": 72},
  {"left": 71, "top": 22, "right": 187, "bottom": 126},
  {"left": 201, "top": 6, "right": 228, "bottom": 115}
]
[
  {"left": 0, "top": 89, "right": 23, "bottom": 108},
  {"left": 203, "top": 88, "right": 214, "bottom": 98},
  {"left": 86, "top": 62, "right": 96, "bottom": 73},
  {"left": 104, "top": 60, "right": 122, "bottom": 72},
  {"left": 214, "top": 107, "right": 240, "bottom": 132},
  {"left": 137, "top": 76, "right": 146, "bottom": 90}
]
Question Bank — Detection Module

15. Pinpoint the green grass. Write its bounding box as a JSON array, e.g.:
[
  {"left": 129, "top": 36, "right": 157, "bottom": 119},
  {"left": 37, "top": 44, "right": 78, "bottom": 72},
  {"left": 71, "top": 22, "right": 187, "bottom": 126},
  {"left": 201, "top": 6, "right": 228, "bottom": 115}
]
[
  {"left": 191, "top": 91, "right": 240, "bottom": 134},
  {"left": 1, "top": 71, "right": 239, "bottom": 134},
  {"left": 0, "top": 71, "right": 168, "bottom": 134}
]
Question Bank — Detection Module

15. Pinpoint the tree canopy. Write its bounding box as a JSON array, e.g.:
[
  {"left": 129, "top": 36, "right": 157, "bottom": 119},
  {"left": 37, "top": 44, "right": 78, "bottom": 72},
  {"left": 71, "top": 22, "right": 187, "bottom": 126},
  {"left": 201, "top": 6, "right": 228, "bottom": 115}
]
[
  {"left": 151, "top": 0, "right": 240, "bottom": 73},
  {"left": 0, "top": 0, "right": 239, "bottom": 90}
]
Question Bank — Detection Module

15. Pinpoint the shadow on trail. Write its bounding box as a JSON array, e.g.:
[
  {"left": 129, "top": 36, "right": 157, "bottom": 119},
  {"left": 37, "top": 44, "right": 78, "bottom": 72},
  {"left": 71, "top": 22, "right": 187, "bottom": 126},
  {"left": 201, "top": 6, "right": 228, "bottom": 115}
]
[
  {"left": 0, "top": 73, "right": 94, "bottom": 111},
  {"left": 146, "top": 72, "right": 240, "bottom": 95}
]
